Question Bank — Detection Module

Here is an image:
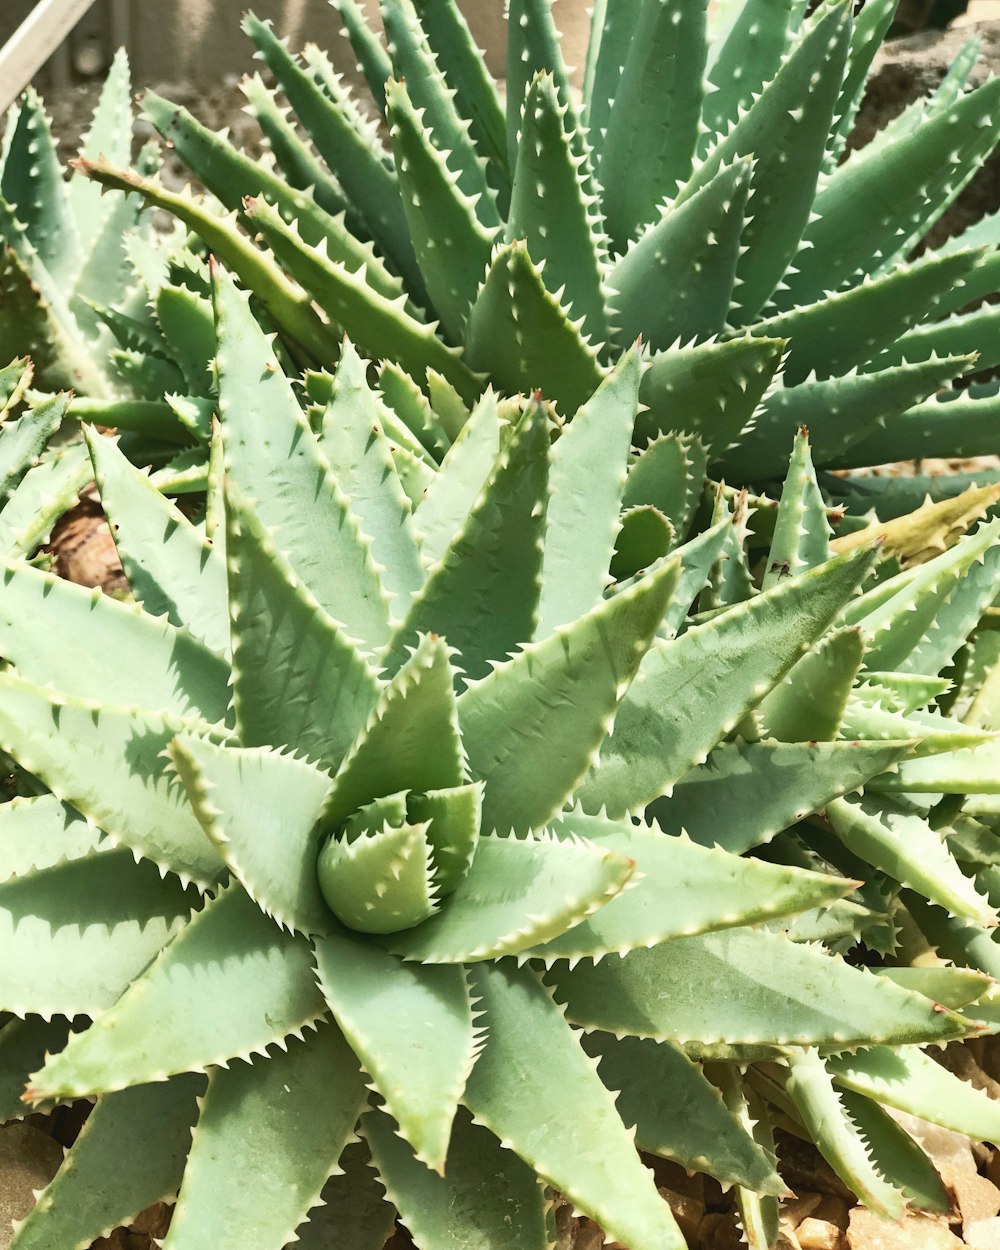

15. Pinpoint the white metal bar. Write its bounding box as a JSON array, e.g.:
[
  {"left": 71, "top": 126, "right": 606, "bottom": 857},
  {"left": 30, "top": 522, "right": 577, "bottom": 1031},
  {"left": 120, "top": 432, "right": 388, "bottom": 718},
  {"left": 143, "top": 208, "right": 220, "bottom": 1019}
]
[{"left": 0, "top": 0, "right": 103, "bottom": 112}]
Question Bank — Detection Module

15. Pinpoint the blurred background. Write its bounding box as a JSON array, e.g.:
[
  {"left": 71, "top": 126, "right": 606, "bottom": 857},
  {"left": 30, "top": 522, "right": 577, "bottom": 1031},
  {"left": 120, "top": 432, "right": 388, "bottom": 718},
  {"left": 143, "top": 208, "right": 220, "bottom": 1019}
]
[{"left": 0, "top": 0, "right": 993, "bottom": 107}]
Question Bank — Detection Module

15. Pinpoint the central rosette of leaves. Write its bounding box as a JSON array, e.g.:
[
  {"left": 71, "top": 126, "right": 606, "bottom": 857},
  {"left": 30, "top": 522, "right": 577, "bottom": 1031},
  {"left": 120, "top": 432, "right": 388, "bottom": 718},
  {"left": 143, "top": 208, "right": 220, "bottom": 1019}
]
[
  {"left": 318, "top": 784, "right": 481, "bottom": 934},
  {"left": 313, "top": 635, "right": 484, "bottom": 935}
]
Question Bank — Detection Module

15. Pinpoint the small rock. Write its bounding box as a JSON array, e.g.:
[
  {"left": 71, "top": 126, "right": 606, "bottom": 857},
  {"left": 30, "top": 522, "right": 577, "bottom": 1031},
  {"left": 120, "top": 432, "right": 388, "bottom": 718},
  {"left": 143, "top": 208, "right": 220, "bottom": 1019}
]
[
  {"left": 129, "top": 1203, "right": 171, "bottom": 1238},
  {"left": 847, "top": 1209, "right": 964, "bottom": 1250},
  {"left": 797, "top": 1216, "right": 847, "bottom": 1250},
  {"left": 0, "top": 1122, "right": 64, "bottom": 1250},
  {"left": 811, "top": 1195, "right": 851, "bottom": 1231},
  {"left": 966, "top": 1216, "right": 1000, "bottom": 1250},
  {"left": 91, "top": 1232, "right": 129, "bottom": 1250},
  {"left": 777, "top": 1133, "right": 856, "bottom": 1202},
  {"left": 697, "top": 1211, "right": 745, "bottom": 1250},
  {"left": 782, "top": 1192, "right": 824, "bottom": 1230},
  {"left": 952, "top": 1169, "right": 1000, "bottom": 1226},
  {"left": 658, "top": 1184, "right": 705, "bottom": 1242},
  {"left": 572, "top": 1219, "right": 605, "bottom": 1250},
  {"left": 646, "top": 1157, "right": 706, "bottom": 1205}
]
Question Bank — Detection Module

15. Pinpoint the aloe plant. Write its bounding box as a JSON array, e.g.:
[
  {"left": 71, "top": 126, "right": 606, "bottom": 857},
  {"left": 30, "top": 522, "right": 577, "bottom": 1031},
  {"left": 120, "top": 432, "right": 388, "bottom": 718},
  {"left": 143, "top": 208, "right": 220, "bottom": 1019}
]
[
  {"left": 62, "top": 0, "right": 1000, "bottom": 505},
  {"left": 0, "top": 261, "right": 1000, "bottom": 1249}
]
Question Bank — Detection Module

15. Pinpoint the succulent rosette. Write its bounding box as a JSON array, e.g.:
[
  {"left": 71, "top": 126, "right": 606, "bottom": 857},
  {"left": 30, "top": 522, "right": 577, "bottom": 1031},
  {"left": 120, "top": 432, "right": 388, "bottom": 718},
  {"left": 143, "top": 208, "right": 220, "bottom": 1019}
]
[{"left": 0, "top": 267, "right": 995, "bottom": 1250}]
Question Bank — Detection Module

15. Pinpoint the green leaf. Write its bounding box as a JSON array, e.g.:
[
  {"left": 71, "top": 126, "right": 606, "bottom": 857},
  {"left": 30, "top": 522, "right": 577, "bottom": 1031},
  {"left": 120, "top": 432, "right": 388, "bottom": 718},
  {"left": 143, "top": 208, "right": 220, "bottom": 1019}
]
[
  {"left": 143, "top": 90, "right": 406, "bottom": 309},
  {"left": 291, "top": 1140, "right": 396, "bottom": 1250},
  {"left": 27, "top": 886, "right": 326, "bottom": 1101},
  {"left": 320, "top": 341, "right": 425, "bottom": 621},
  {"left": 0, "top": 240, "right": 108, "bottom": 397},
  {"left": 0, "top": 674, "right": 227, "bottom": 887},
  {"left": 578, "top": 548, "right": 877, "bottom": 818},
  {"left": 548, "top": 928, "right": 969, "bottom": 1048},
  {"left": 508, "top": 71, "right": 609, "bottom": 351},
  {"left": 213, "top": 264, "right": 392, "bottom": 652},
  {"left": 464, "top": 962, "right": 686, "bottom": 1250},
  {"left": 408, "top": 782, "right": 483, "bottom": 896},
  {"left": 386, "top": 400, "right": 549, "bottom": 682},
  {"left": 536, "top": 348, "right": 640, "bottom": 637},
  {"left": 385, "top": 832, "right": 633, "bottom": 963},
  {"left": 0, "top": 849, "right": 197, "bottom": 1019},
  {"left": 624, "top": 434, "right": 707, "bottom": 548},
  {"left": 521, "top": 808, "right": 849, "bottom": 963},
  {"left": 758, "top": 627, "right": 864, "bottom": 742},
  {"left": 783, "top": 74, "right": 1000, "bottom": 305},
  {"left": 0, "top": 442, "right": 89, "bottom": 558},
  {"left": 412, "top": 389, "right": 504, "bottom": 565},
  {"left": 77, "top": 160, "right": 340, "bottom": 366},
  {"left": 413, "top": 0, "right": 509, "bottom": 185},
  {"left": 830, "top": 1044, "right": 1000, "bottom": 1144},
  {"left": 242, "top": 13, "right": 421, "bottom": 292},
  {"left": 87, "top": 430, "right": 229, "bottom": 657},
  {"left": 839, "top": 1090, "right": 952, "bottom": 1215},
  {"left": 637, "top": 336, "right": 786, "bottom": 456},
  {"left": 165, "top": 1024, "right": 366, "bottom": 1250},
  {"left": 465, "top": 241, "right": 605, "bottom": 415},
  {"left": 0, "top": 1016, "right": 72, "bottom": 1121},
  {"left": 0, "top": 393, "right": 66, "bottom": 503},
  {"left": 325, "top": 634, "right": 463, "bottom": 828},
  {"left": 761, "top": 428, "right": 831, "bottom": 588},
  {"left": 505, "top": 0, "right": 577, "bottom": 168},
  {"left": 1, "top": 90, "right": 80, "bottom": 285},
  {"left": 170, "top": 737, "right": 334, "bottom": 937},
  {"left": 9, "top": 1075, "right": 203, "bottom": 1250},
  {"left": 0, "top": 792, "right": 99, "bottom": 877},
  {"left": 827, "top": 795, "right": 995, "bottom": 927},
  {"left": 69, "top": 48, "right": 134, "bottom": 247},
  {"left": 871, "top": 741, "right": 1000, "bottom": 795},
  {"left": 611, "top": 158, "right": 750, "bottom": 350},
  {"left": 377, "top": 360, "right": 451, "bottom": 461},
  {"left": 752, "top": 248, "right": 982, "bottom": 386},
  {"left": 585, "top": 1033, "right": 784, "bottom": 1194},
  {"left": 848, "top": 517, "right": 1000, "bottom": 676},
  {"left": 365, "top": 1105, "right": 548, "bottom": 1250},
  {"left": 247, "top": 194, "right": 480, "bottom": 405},
  {"left": 688, "top": 0, "right": 853, "bottom": 320},
  {"left": 385, "top": 77, "right": 497, "bottom": 344},
  {"left": 331, "top": 0, "right": 393, "bottom": 112},
  {"left": 610, "top": 507, "right": 674, "bottom": 581},
  {"left": 318, "top": 822, "right": 439, "bottom": 934},
  {"left": 701, "top": 0, "right": 797, "bottom": 149},
  {"left": 315, "top": 930, "right": 474, "bottom": 1171},
  {"left": 600, "top": 0, "right": 707, "bottom": 251},
  {"left": 841, "top": 384, "right": 1000, "bottom": 468},
  {"left": 0, "top": 358, "right": 32, "bottom": 413},
  {"left": 224, "top": 484, "right": 382, "bottom": 770},
  {"left": 154, "top": 284, "right": 217, "bottom": 396},
  {"left": 781, "top": 1050, "right": 905, "bottom": 1220},
  {"left": 459, "top": 552, "right": 681, "bottom": 835},
  {"left": 582, "top": 0, "right": 644, "bottom": 141},
  {"left": 381, "top": 0, "right": 499, "bottom": 231}
]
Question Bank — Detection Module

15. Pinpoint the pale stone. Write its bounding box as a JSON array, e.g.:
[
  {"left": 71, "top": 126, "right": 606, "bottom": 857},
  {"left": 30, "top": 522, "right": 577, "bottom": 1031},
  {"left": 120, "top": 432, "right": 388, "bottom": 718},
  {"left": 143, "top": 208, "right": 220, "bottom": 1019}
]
[
  {"left": 798, "top": 1216, "right": 847, "bottom": 1250},
  {"left": 0, "top": 1122, "right": 64, "bottom": 1250},
  {"left": 966, "top": 1216, "right": 1000, "bottom": 1250},
  {"left": 952, "top": 1170, "right": 1000, "bottom": 1225},
  {"left": 848, "top": 1209, "right": 964, "bottom": 1250},
  {"left": 782, "top": 1192, "right": 824, "bottom": 1230}
]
